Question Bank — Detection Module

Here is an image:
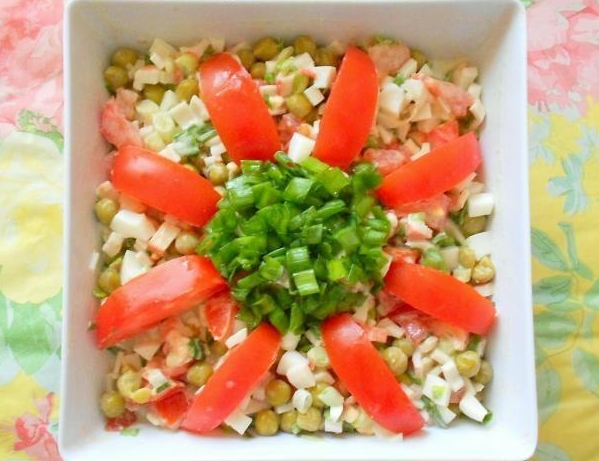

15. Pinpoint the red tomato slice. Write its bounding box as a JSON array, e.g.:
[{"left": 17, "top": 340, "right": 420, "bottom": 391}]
[
  {"left": 322, "top": 314, "right": 425, "bottom": 435},
  {"left": 181, "top": 323, "right": 281, "bottom": 434},
  {"left": 313, "top": 47, "right": 378, "bottom": 170},
  {"left": 384, "top": 259, "right": 496, "bottom": 335},
  {"left": 204, "top": 291, "right": 240, "bottom": 342},
  {"left": 377, "top": 132, "right": 481, "bottom": 207},
  {"left": 95, "top": 255, "right": 226, "bottom": 348},
  {"left": 111, "top": 145, "right": 221, "bottom": 227},
  {"left": 151, "top": 389, "right": 189, "bottom": 429},
  {"left": 426, "top": 120, "right": 459, "bottom": 150},
  {"left": 199, "top": 53, "right": 280, "bottom": 163}
]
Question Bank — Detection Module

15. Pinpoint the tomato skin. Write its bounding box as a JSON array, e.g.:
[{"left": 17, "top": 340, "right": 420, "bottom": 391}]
[
  {"left": 95, "top": 255, "right": 226, "bottom": 348},
  {"left": 321, "top": 314, "right": 425, "bottom": 435},
  {"left": 181, "top": 323, "right": 281, "bottom": 434},
  {"left": 426, "top": 120, "right": 459, "bottom": 150},
  {"left": 377, "top": 132, "right": 481, "bottom": 207},
  {"left": 199, "top": 53, "right": 281, "bottom": 164},
  {"left": 111, "top": 145, "right": 220, "bottom": 227},
  {"left": 203, "top": 291, "right": 240, "bottom": 342},
  {"left": 384, "top": 259, "right": 496, "bottom": 335},
  {"left": 313, "top": 47, "right": 378, "bottom": 170}
]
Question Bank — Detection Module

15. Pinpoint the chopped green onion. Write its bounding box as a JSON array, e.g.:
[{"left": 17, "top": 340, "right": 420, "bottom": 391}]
[{"left": 293, "top": 269, "right": 320, "bottom": 296}]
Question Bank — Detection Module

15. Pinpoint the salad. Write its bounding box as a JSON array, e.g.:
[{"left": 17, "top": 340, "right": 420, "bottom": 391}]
[{"left": 93, "top": 34, "right": 496, "bottom": 438}]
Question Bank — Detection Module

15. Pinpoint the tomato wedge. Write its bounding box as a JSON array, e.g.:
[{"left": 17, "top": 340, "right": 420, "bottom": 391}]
[
  {"left": 95, "top": 255, "right": 226, "bottom": 348},
  {"left": 313, "top": 46, "right": 378, "bottom": 170},
  {"left": 203, "top": 291, "right": 240, "bottom": 343},
  {"left": 181, "top": 323, "right": 281, "bottom": 434},
  {"left": 111, "top": 145, "right": 221, "bottom": 227},
  {"left": 199, "top": 53, "right": 281, "bottom": 164},
  {"left": 377, "top": 132, "right": 482, "bottom": 207},
  {"left": 150, "top": 389, "right": 189, "bottom": 429},
  {"left": 384, "top": 259, "right": 496, "bottom": 335},
  {"left": 321, "top": 314, "right": 425, "bottom": 435}
]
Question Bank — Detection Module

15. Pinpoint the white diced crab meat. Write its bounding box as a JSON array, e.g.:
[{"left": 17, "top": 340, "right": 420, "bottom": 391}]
[
  {"left": 469, "top": 98, "right": 486, "bottom": 124},
  {"left": 458, "top": 391, "right": 489, "bottom": 422},
  {"left": 402, "top": 78, "right": 426, "bottom": 102},
  {"left": 465, "top": 231, "right": 492, "bottom": 259},
  {"left": 145, "top": 368, "right": 169, "bottom": 389},
  {"left": 110, "top": 209, "right": 156, "bottom": 241},
  {"left": 181, "top": 38, "right": 210, "bottom": 58},
  {"left": 313, "top": 370, "right": 335, "bottom": 384},
  {"left": 133, "top": 339, "right": 162, "bottom": 362},
  {"left": 276, "top": 74, "right": 295, "bottom": 97},
  {"left": 292, "top": 388, "right": 313, "bottom": 413},
  {"left": 467, "top": 83, "right": 483, "bottom": 99},
  {"left": 437, "top": 405, "right": 458, "bottom": 426},
  {"left": 143, "top": 130, "right": 166, "bottom": 152},
  {"left": 317, "top": 386, "right": 344, "bottom": 407},
  {"left": 259, "top": 84, "right": 278, "bottom": 97},
  {"left": 158, "top": 144, "right": 181, "bottom": 163},
  {"left": 441, "top": 360, "right": 465, "bottom": 392},
  {"left": 294, "top": 52, "right": 315, "bottom": 69},
  {"left": 210, "top": 142, "right": 227, "bottom": 157},
  {"left": 430, "top": 348, "right": 452, "bottom": 365},
  {"left": 376, "top": 318, "right": 405, "bottom": 339},
  {"left": 276, "top": 350, "right": 307, "bottom": 375},
  {"left": 224, "top": 408, "right": 253, "bottom": 434},
  {"left": 452, "top": 66, "right": 478, "bottom": 90},
  {"left": 133, "top": 66, "right": 161, "bottom": 91},
  {"left": 312, "top": 66, "right": 337, "bottom": 89},
  {"left": 303, "top": 85, "right": 324, "bottom": 106},
  {"left": 188, "top": 95, "right": 210, "bottom": 122},
  {"left": 287, "top": 363, "right": 316, "bottom": 389},
  {"left": 102, "top": 232, "right": 125, "bottom": 258},
  {"left": 324, "top": 417, "right": 343, "bottom": 434},
  {"left": 136, "top": 99, "right": 161, "bottom": 124},
  {"left": 168, "top": 102, "right": 199, "bottom": 129},
  {"left": 152, "top": 112, "right": 176, "bottom": 142},
  {"left": 148, "top": 221, "right": 180, "bottom": 255},
  {"left": 379, "top": 81, "right": 406, "bottom": 118},
  {"left": 468, "top": 192, "right": 495, "bottom": 218},
  {"left": 120, "top": 249, "right": 153, "bottom": 284},
  {"left": 288, "top": 132, "right": 316, "bottom": 163},
  {"left": 397, "top": 57, "right": 418, "bottom": 79},
  {"left": 474, "top": 281, "right": 495, "bottom": 298},
  {"left": 149, "top": 38, "right": 176, "bottom": 69},
  {"left": 422, "top": 374, "right": 451, "bottom": 407},
  {"left": 158, "top": 89, "right": 180, "bottom": 112}
]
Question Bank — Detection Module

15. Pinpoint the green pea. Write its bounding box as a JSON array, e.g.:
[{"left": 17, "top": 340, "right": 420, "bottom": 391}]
[
  {"left": 392, "top": 337, "right": 415, "bottom": 357},
  {"left": 296, "top": 407, "right": 322, "bottom": 432},
  {"left": 209, "top": 341, "right": 228, "bottom": 357},
  {"left": 293, "top": 35, "right": 317, "bottom": 57},
  {"left": 116, "top": 369, "right": 142, "bottom": 398},
  {"left": 475, "top": 359, "right": 493, "bottom": 385},
  {"left": 175, "top": 52, "right": 199, "bottom": 77},
  {"left": 111, "top": 47, "right": 139, "bottom": 68},
  {"left": 103, "top": 65, "right": 129, "bottom": 92},
  {"left": 292, "top": 73, "right": 311, "bottom": 94},
  {"left": 308, "top": 383, "right": 329, "bottom": 409},
  {"left": 186, "top": 362, "right": 214, "bottom": 386},
  {"left": 421, "top": 247, "right": 449, "bottom": 272},
  {"left": 458, "top": 247, "right": 477, "bottom": 269},
  {"left": 254, "top": 409, "right": 279, "bottom": 436},
  {"left": 314, "top": 47, "right": 339, "bottom": 67},
  {"left": 143, "top": 84, "right": 166, "bottom": 104},
  {"left": 100, "top": 390, "right": 126, "bottom": 418},
  {"left": 175, "top": 78, "right": 198, "bottom": 103},
  {"left": 250, "top": 62, "right": 266, "bottom": 79},
  {"left": 280, "top": 409, "right": 299, "bottom": 434},
  {"left": 175, "top": 231, "right": 201, "bottom": 255},
  {"left": 472, "top": 256, "right": 495, "bottom": 284},
  {"left": 97, "top": 267, "right": 120, "bottom": 294},
  {"left": 253, "top": 36, "right": 282, "bottom": 61},
  {"left": 236, "top": 48, "right": 255, "bottom": 70},
  {"left": 208, "top": 163, "right": 229, "bottom": 186},
  {"left": 95, "top": 198, "right": 119, "bottom": 225},
  {"left": 381, "top": 346, "right": 408, "bottom": 377},
  {"left": 410, "top": 49, "right": 428, "bottom": 70},
  {"left": 265, "top": 379, "right": 292, "bottom": 406},
  {"left": 285, "top": 93, "right": 313, "bottom": 119},
  {"left": 462, "top": 215, "right": 487, "bottom": 237},
  {"left": 455, "top": 350, "right": 481, "bottom": 378}
]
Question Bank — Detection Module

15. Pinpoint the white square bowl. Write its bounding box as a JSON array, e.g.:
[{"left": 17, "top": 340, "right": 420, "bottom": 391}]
[{"left": 61, "top": 0, "right": 536, "bottom": 460}]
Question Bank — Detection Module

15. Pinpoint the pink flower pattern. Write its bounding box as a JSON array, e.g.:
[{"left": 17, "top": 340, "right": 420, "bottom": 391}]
[
  {"left": 0, "top": 0, "right": 63, "bottom": 137},
  {"left": 527, "top": 0, "right": 599, "bottom": 113}
]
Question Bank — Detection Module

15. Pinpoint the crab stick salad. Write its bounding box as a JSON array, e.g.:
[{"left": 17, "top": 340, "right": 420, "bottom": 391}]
[{"left": 94, "top": 35, "right": 496, "bottom": 438}]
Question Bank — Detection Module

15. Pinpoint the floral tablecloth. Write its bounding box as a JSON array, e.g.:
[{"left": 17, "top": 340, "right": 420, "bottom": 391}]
[{"left": 0, "top": 0, "right": 598, "bottom": 460}]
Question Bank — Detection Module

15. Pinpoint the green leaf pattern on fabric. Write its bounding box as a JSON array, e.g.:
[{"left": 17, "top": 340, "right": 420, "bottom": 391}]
[
  {"left": 531, "top": 228, "right": 569, "bottom": 271},
  {"left": 535, "top": 442, "right": 572, "bottom": 461},
  {"left": 572, "top": 348, "right": 599, "bottom": 397},
  {"left": 535, "top": 312, "right": 577, "bottom": 350},
  {"left": 537, "top": 367, "right": 561, "bottom": 424}
]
